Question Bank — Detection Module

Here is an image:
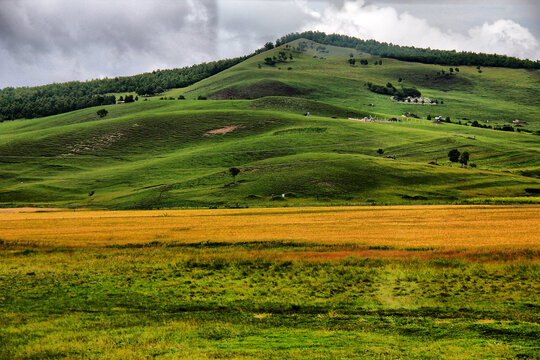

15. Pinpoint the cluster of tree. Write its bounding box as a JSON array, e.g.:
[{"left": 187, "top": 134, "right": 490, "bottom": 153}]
[
  {"left": 118, "top": 95, "right": 137, "bottom": 103},
  {"left": 0, "top": 93, "right": 116, "bottom": 120},
  {"left": 0, "top": 56, "right": 252, "bottom": 121},
  {"left": 275, "top": 31, "right": 540, "bottom": 69},
  {"left": 366, "top": 82, "right": 421, "bottom": 99},
  {"left": 433, "top": 116, "right": 521, "bottom": 133},
  {"left": 352, "top": 59, "right": 381, "bottom": 66},
  {"left": 448, "top": 149, "right": 470, "bottom": 166},
  {"left": 264, "top": 51, "right": 293, "bottom": 66}
]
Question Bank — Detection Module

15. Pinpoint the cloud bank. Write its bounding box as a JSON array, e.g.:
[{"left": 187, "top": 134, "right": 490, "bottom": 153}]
[
  {"left": 0, "top": 0, "right": 538, "bottom": 88},
  {"left": 0, "top": 0, "right": 218, "bottom": 87},
  {"left": 300, "top": 0, "right": 540, "bottom": 60}
]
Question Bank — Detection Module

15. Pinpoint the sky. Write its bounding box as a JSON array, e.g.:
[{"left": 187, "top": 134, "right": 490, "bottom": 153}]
[{"left": 0, "top": 0, "right": 538, "bottom": 88}]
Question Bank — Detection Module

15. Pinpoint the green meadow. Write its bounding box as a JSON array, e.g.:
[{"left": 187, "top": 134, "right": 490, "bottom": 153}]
[{"left": 1, "top": 236, "right": 539, "bottom": 359}]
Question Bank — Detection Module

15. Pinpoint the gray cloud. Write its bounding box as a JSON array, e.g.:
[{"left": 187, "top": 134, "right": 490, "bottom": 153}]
[
  {"left": 0, "top": 0, "right": 538, "bottom": 88},
  {"left": 0, "top": 0, "right": 219, "bottom": 86}
]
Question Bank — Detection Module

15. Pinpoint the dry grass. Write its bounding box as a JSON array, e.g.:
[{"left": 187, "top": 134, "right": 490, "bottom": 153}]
[{"left": 1, "top": 205, "right": 538, "bottom": 255}]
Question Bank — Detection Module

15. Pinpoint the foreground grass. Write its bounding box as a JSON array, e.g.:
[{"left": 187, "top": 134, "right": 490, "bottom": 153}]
[{"left": 1, "top": 206, "right": 539, "bottom": 359}]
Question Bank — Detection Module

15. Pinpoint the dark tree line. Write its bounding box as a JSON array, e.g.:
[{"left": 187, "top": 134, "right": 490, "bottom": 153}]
[
  {"left": 0, "top": 56, "right": 252, "bottom": 121},
  {"left": 276, "top": 31, "right": 540, "bottom": 69},
  {"left": 366, "top": 82, "right": 421, "bottom": 99}
]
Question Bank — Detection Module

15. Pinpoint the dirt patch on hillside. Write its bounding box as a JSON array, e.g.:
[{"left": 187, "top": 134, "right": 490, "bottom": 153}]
[
  {"left": 204, "top": 126, "right": 238, "bottom": 136},
  {"left": 65, "top": 132, "right": 125, "bottom": 155},
  {"left": 208, "top": 80, "right": 303, "bottom": 100}
]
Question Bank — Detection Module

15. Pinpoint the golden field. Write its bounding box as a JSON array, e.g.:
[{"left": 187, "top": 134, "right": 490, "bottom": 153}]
[
  {"left": 1, "top": 205, "right": 538, "bottom": 254},
  {"left": 1, "top": 205, "right": 539, "bottom": 359}
]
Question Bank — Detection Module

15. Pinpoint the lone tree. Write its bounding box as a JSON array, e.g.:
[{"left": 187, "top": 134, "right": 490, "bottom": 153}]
[
  {"left": 459, "top": 151, "right": 470, "bottom": 167},
  {"left": 97, "top": 109, "right": 108, "bottom": 118},
  {"left": 229, "top": 167, "right": 240, "bottom": 184},
  {"left": 448, "top": 149, "right": 461, "bottom": 163},
  {"left": 264, "top": 57, "right": 276, "bottom": 66},
  {"left": 377, "top": 148, "right": 384, "bottom": 155}
]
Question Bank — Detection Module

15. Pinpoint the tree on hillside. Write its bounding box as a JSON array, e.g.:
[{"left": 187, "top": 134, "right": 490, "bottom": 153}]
[
  {"left": 229, "top": 167, "right": 240, "bottom": 184},
  {"left": 377, "top": 148, "right": 384, "bottom": 155},
  {"left": 264, "top": 42, "right": 275, "bottom": 51},
  {"left": 448, "top": 149, "right": 461, "bottom": 163},
  {"left": 427, "top": 114, "right": 431, "bottom": 120},
  {"left": 348, "top": 58, "right": 356, "bottom": 66},
  {"left": 97, "top": 109, "right": 108, "bottom": 118},
  {"left": 264, "top": 57, "right": 276, "bottom": 66},
  {"left": 459, "top": 152, "right": 470, "bottom": 167}
]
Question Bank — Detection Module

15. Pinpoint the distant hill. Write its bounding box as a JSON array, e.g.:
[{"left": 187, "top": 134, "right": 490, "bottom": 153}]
[
  {"left": 1, "top": 31, "right": 538, "bottom": 122},
  {"left": 0, "top": 37, "right": 538, "bottom": 208},
  {"left": 0, "top": 56, "right": 251, "bottom": 121},
  {"left": 277, "top": 31, "right": 540, "bottom": 69}
]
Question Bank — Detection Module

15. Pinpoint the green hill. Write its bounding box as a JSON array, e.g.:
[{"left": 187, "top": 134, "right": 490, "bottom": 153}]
[{"left": 0, "top": 38, "right": 539, "bottom": 208}]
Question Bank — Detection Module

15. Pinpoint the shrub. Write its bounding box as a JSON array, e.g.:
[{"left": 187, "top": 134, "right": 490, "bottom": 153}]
[{"left": 96, "top": 109, "right": 108, "bottom": 118}]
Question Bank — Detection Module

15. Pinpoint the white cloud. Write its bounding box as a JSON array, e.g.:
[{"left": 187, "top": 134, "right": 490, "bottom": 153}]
[
  {"left": 300, "top": 0, "right": 540, "bottom": 60},
  {"left": 468, "top": 20, "right": 539, "bottom": 59}
]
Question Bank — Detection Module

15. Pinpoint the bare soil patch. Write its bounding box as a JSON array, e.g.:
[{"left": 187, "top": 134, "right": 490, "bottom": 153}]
[{"left": 204, "top": 125, "right": 238, "bottom": 136}]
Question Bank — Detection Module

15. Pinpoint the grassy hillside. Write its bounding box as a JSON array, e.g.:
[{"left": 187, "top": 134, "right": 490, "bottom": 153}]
[{"left": 0, "top": 39, "right": 539, "bottom": 208}]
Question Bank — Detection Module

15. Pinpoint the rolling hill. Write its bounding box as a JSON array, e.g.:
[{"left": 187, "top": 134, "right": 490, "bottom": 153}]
[{"left": 0, "top": 38, "right": 539, "bottom": 208}]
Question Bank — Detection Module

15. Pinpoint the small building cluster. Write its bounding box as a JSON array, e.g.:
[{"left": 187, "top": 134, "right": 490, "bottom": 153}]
[
  {"left": 391, "top": 96, "right": 437, "bottom": 105},
  {"left": 349, "top": 116, "right": 399, "bottom": 123}
]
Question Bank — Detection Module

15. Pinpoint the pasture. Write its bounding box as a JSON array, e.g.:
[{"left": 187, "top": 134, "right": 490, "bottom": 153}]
[{"left": 1, "top": 205, "right": 539, "bottom": 359}]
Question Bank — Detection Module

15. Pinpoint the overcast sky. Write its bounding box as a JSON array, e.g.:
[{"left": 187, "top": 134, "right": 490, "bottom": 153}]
[{"left": 1, "top": 0, "right": 539, "bottom": 88}]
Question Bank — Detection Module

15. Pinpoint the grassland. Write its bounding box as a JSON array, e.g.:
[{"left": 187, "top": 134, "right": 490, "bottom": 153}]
[
  {"left": 1, "top": 205, "right": 539, "bottom": 359},
  {"left": 0, "top": 39, "right": 539, "bottom": 208}
]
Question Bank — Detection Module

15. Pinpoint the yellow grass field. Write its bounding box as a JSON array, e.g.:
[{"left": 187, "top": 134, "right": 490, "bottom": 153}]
[
  {"left": 1, "top": 205, "right": 538, "bottom": 254},
  {"left": 1, "top": 205, "right": 539, "bottom": 359}
]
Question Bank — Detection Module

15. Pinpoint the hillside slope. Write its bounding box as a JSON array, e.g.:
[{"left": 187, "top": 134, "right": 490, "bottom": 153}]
[{"left": 0, "top": 39, "right": 539, "bottom": 208}]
